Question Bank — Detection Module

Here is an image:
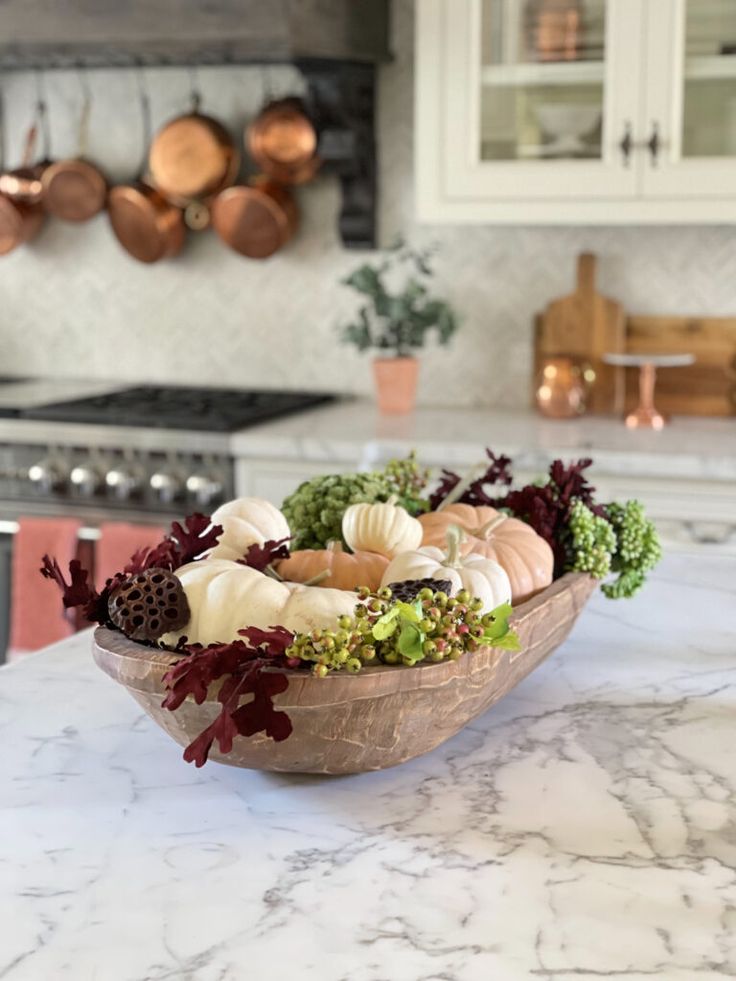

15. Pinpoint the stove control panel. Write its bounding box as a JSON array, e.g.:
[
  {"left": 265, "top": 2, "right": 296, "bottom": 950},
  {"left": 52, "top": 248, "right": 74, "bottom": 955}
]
[{"left": 0, "top": 444, "right": 234, "bottom": 514}]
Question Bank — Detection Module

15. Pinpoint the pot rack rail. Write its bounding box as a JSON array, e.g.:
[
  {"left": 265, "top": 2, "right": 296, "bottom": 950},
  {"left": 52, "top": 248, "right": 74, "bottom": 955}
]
[{"left": 0, "top": 0, "right": 390, "bottom": 248}]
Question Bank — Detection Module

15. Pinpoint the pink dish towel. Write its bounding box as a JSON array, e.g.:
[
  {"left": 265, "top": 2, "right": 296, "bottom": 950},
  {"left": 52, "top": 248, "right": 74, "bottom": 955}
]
[
  {"left": 8, "top": 516, "right": 83, "bottom": 659},
  {"left": 95, "top": 522, "right": 166, "bottom": 589}
]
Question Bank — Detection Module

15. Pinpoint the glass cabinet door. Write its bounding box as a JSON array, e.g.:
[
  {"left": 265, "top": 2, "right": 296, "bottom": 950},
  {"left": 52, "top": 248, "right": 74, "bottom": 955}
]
[
  {"left": 439, "top": 0, "right": 641, "bottom": 201},
  {"left": 643, "top": 0, "right": 736, "bottom": 199},
  {"left": 681, "top": 0, "right": 736, "bottom": 159},
  {"left": 480, "top": 0, "right": 607, "bottom": 163}
]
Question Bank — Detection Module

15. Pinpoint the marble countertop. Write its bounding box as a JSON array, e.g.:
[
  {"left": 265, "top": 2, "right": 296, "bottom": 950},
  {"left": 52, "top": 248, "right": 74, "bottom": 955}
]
[
  {"left": 230, "top": 401, "right": 736, "bottom": 481},
  {"left": 3, "top": 552, "right": 735, "bottom": 980}
]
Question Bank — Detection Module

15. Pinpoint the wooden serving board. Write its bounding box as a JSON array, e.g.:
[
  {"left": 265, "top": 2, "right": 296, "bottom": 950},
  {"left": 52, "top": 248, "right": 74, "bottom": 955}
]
[
  {"left": 535, "top": 253, "right": 625, "bottom": 414},
  {"left": 625, "top": 316, "right": 736, "bottom": 416}
]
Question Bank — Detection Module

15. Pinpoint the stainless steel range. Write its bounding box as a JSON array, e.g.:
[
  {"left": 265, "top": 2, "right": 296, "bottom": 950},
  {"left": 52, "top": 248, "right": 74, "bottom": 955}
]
[
  {"left": 0, "top": 379, "right": 335, "bottom": 661},
  {"left": 0, "top": 380, "right": 335, "bottom": 522}
]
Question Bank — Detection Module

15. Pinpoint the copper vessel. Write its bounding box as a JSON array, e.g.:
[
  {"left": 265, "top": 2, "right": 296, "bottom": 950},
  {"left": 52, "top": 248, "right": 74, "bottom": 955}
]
[
  {"left": 40, "top": 95, "right": 107, "bottom": 222},
  {"left": 149, "top": 108, "right": 239, "bottom": 204},
  {"left": 108, "top": 183, "right": 185, "bottom": 264},
  {"left": 0, "top": 123, "right": 46, "bottom": 255},
  {"left": 107, "top": 84, "right": 185, "bottom": 264},
  {"left": 535, "top": 356, "right": 587, "bottom": 418},
  {"left": 247, "top": 97, "right": 320, "bottom": 185},
  {"left": 211, "top": 178, "right": 298, "bottom": 259}
]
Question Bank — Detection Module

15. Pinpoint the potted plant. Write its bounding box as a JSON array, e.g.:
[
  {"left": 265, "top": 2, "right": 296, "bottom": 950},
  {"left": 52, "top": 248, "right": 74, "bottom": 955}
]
[{"left": 339, "top": 240, "right": 458, "bottom": 413}]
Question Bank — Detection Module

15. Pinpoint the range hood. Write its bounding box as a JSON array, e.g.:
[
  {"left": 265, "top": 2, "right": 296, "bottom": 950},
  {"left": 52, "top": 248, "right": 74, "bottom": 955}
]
[{"left": 0, "top": 0, "right": 390, "bottom": 69}]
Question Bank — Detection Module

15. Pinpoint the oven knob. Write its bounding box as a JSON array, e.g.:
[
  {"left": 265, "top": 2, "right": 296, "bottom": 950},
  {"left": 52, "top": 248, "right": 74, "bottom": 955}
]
[
  {"left": 70, "top": 463, "right": 102, "bottom": 496},
  {"left": 27, "top": 458, "right": 66, "bottom": 493},
  {"left": 186, "top": 472, "right": 224, "bottom": 508},
  {"left": 105, "top": 464, "right": 142, "bottom": 501},
  {"left": 150, "top": 469, "right": 182, "bottom": 505}
]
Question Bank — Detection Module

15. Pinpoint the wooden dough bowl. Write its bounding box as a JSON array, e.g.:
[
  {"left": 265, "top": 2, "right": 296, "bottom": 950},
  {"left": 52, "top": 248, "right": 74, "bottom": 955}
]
[{"left": 93, "top": 573, "right": 596, "bottom": 775}]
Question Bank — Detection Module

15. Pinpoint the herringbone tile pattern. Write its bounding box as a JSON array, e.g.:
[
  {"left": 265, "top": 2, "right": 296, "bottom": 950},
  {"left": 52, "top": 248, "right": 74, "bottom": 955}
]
[{"left": 1, "top": 1, "right": 735, "bottom": 409}]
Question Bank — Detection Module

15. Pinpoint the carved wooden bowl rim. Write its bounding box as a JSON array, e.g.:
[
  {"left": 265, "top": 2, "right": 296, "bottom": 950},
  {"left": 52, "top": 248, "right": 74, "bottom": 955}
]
[{"left": 93, "top": 572, "right": 594, "bottom": 701}]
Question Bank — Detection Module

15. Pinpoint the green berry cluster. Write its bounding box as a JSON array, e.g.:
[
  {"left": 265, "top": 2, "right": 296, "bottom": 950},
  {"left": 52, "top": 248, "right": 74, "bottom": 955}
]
[
  {"left": 281, "top": 452, "right": 430, "bottom": 550},
  {"left": 568, "top": 499, "right": 616, "bottom": 578},
  {"left": 602, "top": 500, "right": 662, "bottom": 599},
  {"left": 286, "top": 585, "right": 519, "bottom": 676},
  {"left": 566, "top": 498, "right": 662, "bottom": 599}
]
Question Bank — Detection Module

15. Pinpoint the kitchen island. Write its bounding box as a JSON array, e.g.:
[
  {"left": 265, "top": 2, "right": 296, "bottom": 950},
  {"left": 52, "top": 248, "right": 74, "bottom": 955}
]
[{"left": 2, "top": 552, "right": 735, "bottom": 981}]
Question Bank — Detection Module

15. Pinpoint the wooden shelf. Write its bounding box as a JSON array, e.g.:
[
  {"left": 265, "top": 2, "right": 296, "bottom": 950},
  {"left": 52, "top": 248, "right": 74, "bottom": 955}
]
[{"left": 481, "top": 60, "right": 604, "bottom": 87}]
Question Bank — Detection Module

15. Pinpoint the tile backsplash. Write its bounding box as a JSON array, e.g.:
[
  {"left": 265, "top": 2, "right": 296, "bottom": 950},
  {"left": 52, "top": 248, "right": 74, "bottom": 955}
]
[{"left": 1, "top": 0, "right": 736, "bottom": 409}]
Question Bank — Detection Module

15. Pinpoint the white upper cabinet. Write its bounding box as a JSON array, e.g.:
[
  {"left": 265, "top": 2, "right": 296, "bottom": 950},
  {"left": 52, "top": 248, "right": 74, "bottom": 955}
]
[{"left": 415, "top": 0, "right": 736, "bottom": 222}]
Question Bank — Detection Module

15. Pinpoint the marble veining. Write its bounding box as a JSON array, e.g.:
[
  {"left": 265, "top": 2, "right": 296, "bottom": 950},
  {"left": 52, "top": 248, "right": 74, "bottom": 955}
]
[{"left": 2, "top": 552, "right": 735, "bottom": 980}]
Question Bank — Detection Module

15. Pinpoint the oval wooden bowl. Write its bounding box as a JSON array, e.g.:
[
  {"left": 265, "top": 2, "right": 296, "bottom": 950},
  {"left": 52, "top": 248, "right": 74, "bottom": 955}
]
[{"left": 93, "top": 573, "right": 596, "bottom": 775}]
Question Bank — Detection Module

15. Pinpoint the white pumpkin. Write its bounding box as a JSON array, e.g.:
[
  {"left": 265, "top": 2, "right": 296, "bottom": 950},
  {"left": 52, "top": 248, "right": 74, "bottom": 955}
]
[
  {"left": 342, "top": 496, "right": 423, "bottom": 558},
  {"left": 379, "top": 527, "right": 511, "bottom": 613},
  {"left": 163, "top": 559, "right": 357, "bottom": 646},
  {"left": 207, "top": 497, "right": 291, "bottom": 562}
]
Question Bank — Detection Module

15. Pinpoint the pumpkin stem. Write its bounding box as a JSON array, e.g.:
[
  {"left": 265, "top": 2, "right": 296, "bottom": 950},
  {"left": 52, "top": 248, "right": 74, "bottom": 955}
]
[
  {"left": 386, "top": 494, "right": 399, "bottom": 507},
  {"left": 478, "top": 513, "right": 508, "bottom": 539},
  {"left": 444, "top": 525, "right": 465, "bottom": 567},
  {"left": 326, "top": 541, "right": 344, "bottom": 554},
  {"left": 302, "top": 569, "right": 331, "bottom": 587},
  {"left": 436, "top": 464, "right": 486, "bottom": 512},
  {"left": 264, "top": 564, "right": 284, "bottom": 581}
]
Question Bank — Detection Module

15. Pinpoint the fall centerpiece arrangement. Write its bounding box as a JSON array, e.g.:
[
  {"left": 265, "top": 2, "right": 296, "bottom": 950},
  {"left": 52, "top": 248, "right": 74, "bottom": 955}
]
[
  {"left": 43, "top": 451, "right": 661, "bottom": 774},
  {"left": 339, "top": 240, "right": 458, "bottom": 414}
]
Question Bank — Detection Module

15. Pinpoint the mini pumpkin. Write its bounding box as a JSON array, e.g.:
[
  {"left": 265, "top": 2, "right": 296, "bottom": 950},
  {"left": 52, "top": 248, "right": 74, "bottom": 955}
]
[
  {"left": 379, "top": 527, "right": 511, "bottom": 614},
  {"left": 419, "top": 504, "right": 553, "bottom": 603},
  {"left": 162, "top": 559, "right": 358, "bottom": 647},
  {"left": 277, "top": 541, "right": 389, "bottom": 592},
  {"left": 342, "top": 496, "right": 422, "bottom": 558},
  {"left": 207, "top": 497, "right": 291, "bottom": 562}
]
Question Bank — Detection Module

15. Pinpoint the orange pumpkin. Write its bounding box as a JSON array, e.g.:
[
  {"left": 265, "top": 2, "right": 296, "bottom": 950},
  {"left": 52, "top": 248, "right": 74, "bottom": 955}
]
[
  {"left": 419, "top": 504, "right": 553, "bottom": 603},
  {"left": 276, "top": 541, "right": 389, "bottom": 592}
]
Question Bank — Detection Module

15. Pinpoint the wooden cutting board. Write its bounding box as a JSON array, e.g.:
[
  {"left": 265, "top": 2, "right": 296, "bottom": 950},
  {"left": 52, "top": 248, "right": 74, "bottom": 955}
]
[
  {"left": 535, "top": 253, "right": 625, "bottom": 413},
  {"left": 625, "top": 316, "right": 736, "bottom": 416}
]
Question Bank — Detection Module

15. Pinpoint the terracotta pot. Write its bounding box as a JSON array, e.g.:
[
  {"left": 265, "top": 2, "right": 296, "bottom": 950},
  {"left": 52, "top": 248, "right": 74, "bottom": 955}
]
[{"left": 372, "top": 356, "right": 419, "bottom": 414}]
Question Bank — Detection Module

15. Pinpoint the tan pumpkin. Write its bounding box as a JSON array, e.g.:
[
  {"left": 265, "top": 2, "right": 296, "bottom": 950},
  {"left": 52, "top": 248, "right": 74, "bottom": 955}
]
[
  {"left": 342, "top": 496, "right": 423, "bottom": 558},
  {"left": 419, "top": 504, "right": 553, "bottom": 604},
  {"left": 277, "top": 541, "right": 389, "bottom": 592}
]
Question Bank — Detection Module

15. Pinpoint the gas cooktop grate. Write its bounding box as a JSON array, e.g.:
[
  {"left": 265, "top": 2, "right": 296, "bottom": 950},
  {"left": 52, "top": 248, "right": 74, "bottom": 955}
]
[{"left": 20, "top": 386, "right": 337, "bottom": 432}]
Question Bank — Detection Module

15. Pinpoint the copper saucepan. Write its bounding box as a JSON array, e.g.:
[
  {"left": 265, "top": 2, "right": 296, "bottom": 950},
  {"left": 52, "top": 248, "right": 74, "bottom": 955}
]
[
  {"left": 41, "top": 91, "right": 107, "bottom": 223},
  {"left": 247, "top": 97, "right": 320, "bottom": 185},
  {"left": 108, "top": 182, "right": 185, "bottom": 263},
  {"left": 148, "top": 93, "right": 239, "bottom": 212},
  {"left": 211, "top": 177, "right": 298, "bottom": 259},
  {"left": 0, "top": 120, "right": 46, "bottom": 256},
  {"left": 107, "top": 84, "right": 185, "bottom": 264}
]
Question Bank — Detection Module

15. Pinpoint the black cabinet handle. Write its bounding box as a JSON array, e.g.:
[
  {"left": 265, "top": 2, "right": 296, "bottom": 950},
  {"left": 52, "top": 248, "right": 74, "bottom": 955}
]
[
  {"left": 647, "top": 122, "right": 660, "bottom": 166},
  {"left": 619, "top": 121, "right": 632, "bottom": 166}
]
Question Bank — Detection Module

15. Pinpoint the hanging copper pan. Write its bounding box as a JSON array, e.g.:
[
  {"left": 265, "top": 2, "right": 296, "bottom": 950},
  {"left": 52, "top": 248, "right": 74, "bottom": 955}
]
[
  {"left": 247, "top": 97, "right": 320, "bottom": 186},
  {"left": 0, "top": 122, "right": 46, "bottom": 256},
  {"left": 107, "top": 83, "right": 185, "bottom": 264},
  {"left": 41, "top": 91, "right": 107, "bottom": 222},
  {"left": 108, "top": 182, "right": 185, "bottom": 264},
  {"left": 148, "top": 98, "right": 239, "bottom": 205},
  {"left": 211, "top": 177, "right": 298, "bottom": 259}
]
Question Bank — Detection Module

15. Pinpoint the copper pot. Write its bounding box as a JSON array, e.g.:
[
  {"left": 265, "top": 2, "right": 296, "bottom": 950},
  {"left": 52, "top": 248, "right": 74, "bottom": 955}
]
[
  {"left": 108, "top": 182, "right": 185, "bottom": 264},
  {"left": 0, "top": 123, "right": 46, "bottom": 255},
  {"left": 42, "top": 158, "right": 107, "bottom": 223},
  {"left": 40, "top": 95, "right": 107, "bottom": 222},
  {"left": 247, "top": 97, "right": 320, "bottom": 185},
  {"left": 211, "top": 178, "right": 298, "bottom": 259},
  {"left": 148, "top": 105, "right": 239, "bottom": 204}
]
